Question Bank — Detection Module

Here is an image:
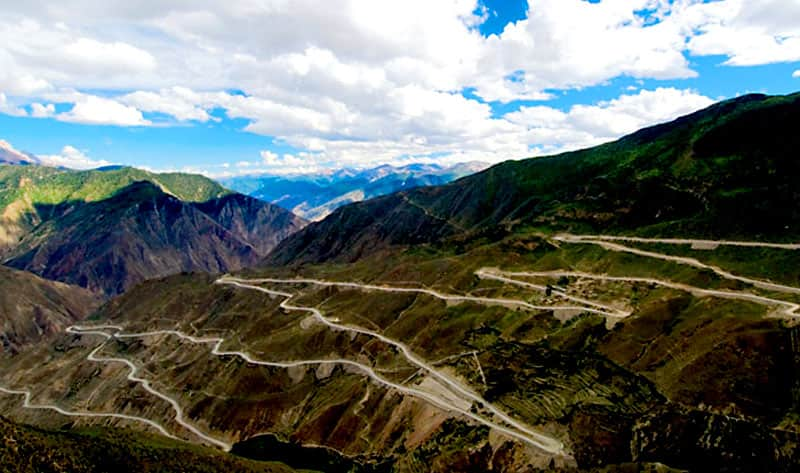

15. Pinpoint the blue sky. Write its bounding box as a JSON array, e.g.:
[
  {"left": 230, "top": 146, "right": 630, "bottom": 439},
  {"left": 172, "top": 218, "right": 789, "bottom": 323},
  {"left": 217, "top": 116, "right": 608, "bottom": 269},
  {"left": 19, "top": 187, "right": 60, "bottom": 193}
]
[{"left": 0, "top": 0, "right": 798, "bottom": 176}]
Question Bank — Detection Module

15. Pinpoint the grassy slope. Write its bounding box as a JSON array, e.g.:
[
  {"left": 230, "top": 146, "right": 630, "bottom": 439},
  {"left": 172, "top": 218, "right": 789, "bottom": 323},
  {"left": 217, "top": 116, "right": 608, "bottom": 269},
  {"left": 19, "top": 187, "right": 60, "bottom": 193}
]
[
  {"left": 3, "top": 182, "right": 260, "bottom": 295},
  {"left": 0, "top": 164, "right": 231, "bottom": 254}
]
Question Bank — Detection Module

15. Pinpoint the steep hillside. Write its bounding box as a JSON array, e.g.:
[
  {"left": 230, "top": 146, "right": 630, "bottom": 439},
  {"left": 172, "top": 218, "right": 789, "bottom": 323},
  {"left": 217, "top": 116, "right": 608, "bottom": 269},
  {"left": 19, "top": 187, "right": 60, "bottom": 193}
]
[
  {"left": 220, "top": 162, "right": 487, "bottom": 221},
  {"left": 3, "top": 181, "right": 303, "bottom": 295},
  {"left": 0, "top": 266, "right": 100, "bottom": 353},
  {"left": 269, "top": 92, "right": 800, "bottom": 265},
  {"left": 0, "top": 165, "right": 230, "bottom": 255}
]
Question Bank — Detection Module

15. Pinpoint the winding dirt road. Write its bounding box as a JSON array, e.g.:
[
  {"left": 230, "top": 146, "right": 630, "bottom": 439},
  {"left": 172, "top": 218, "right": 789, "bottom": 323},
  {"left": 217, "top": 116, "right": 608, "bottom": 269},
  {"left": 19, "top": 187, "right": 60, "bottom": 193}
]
[
  {"left": 475, "top": 269, "right": 629, "bottom": 318},
  {"left": 216, "top": 278, "right": 565, "bottom": 453},
  {"left": 6, "top": 233, "right": 792, "bottom": 457},
  {"left": 222, "top": 276, "right": 620, "bottom": 317},
  {"left": 67, "top": 325, "right": 232, "bottom": 450},
  {"left": 554, "top": 234, "right": 800, "bottom": 295},
  {"left": 556, "top": 234, "right": 800, "bottom": 250},
  {"left": 0, "top": 385, "right": 177, "bottom": 439},
  {"left": 488, "top": 269, "right": 800, "bottom": 318}
]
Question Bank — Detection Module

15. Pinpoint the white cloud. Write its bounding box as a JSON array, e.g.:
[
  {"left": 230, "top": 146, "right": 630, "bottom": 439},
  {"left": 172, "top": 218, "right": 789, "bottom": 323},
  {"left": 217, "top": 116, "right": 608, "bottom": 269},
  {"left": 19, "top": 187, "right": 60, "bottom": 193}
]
[
  {"left": 793, "top": 70, "right": 800, "bottom": 78},
  {"left": 684, "top": 0, "right": 800, "bottom": 66},
  {"left": 57, "top": 95, "right": 150, "bottom": 126},
  {"left": 120, "top": 87, "right": 211, "bottom": 122},
  {"left": 0, "top": 93, "right": 26, "bottom": 116},
  {"left": 62, "top": 37, "right": 156, "bottom": 73},
  {"left": 0, "top": 138, "right": 36, "bottom": 163},
  {"left": 474, "top": 0, "right": 696, "bottom": 102},
  {"left": 38, "top": 145, "right": 113, "bottom": 169},
  {"left": 30, "top": 102, "right": 55, "bottom": 117},
  {"left": 505, "top": 87, "right": 715, "bottom": 154},
  {"left": 260, "top": 150, "right": 307, "bottom": 167}
]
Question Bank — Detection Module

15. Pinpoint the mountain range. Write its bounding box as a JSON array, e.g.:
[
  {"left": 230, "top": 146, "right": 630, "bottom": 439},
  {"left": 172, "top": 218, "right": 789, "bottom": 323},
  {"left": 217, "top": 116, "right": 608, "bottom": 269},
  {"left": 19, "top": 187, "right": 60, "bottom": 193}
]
[
  {"left": 0, "top": 166, "right": 306, "bottom": 295},
  {"left": 220, "top": 162, "right": 488, "bottom": 221}
]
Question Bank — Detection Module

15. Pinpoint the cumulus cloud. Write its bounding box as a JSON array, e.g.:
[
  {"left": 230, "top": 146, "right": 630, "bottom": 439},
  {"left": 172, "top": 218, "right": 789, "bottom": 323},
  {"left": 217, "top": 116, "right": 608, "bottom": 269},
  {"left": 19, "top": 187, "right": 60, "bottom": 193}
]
[
  {"left": 505, "top": 87, "right": 715, "bottom": 154},
  {"left": 119, "top": 87, "right": 211, "bottom": 122},
  {"left": 794, "top": 70, "right": 800, "bottom": 78},
  {"left": 260, "top": 150, "right": 308, "bottom": 167},
  {"left": 685, "top": 0, "right": 800, "bottom": 66},
  {"left": 57, "top": 95, "right": 150, "bottom": 126},
  {"left": 0, "top": 93, "right": 26, "bottom": 116},
  {"left": 38, "top": 145, "right": 113, "bottom": 169},
  {"left": 474, "top": 0, "right": 696, "bottom": 102},
  {"left": 62, "top": 38, "right": 156, "bottom": 73},
  {"left": 30, "top": 102, "right": 55, "bottom": 117}
]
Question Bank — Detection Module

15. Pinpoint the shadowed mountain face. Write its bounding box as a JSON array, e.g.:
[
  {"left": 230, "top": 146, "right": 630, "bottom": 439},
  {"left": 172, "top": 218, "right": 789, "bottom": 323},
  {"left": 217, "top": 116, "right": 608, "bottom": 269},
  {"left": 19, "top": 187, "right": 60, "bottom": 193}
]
[
  {"left": 268, "top": 92, "right": 800, "bottom": 265},
  {"left": 0, "top": 265, "right": 100, "bottom": 353},
  {"left": 3, "top": 181, "right": 306, "bottom": 296}
]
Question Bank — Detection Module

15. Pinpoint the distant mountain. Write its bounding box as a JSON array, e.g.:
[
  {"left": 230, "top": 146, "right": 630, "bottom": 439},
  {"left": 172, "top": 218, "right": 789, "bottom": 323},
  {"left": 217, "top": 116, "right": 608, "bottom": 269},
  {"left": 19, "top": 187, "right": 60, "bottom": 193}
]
[
  {"left": 268, "top": 92, "right": 800, "bottom": 265},
  {"left": 0, "top": 140, "right": 38, "bottom": 165},
  {"left": 3, "top": 181, "right": 305, "bottom": 296},
  {"left": 220, "top": 162, "right": 488, "bottom": 221},
  {"left": 0, "top": 265, "right": 100, "bottom": 353}
]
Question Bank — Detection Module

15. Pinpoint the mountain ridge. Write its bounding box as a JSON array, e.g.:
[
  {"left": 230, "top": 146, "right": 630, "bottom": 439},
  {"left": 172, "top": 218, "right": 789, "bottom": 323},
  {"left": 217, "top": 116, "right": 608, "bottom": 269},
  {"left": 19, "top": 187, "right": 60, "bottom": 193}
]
[
  {"left": 267, "top": 92, "right": 800, "bottom": 266},
  {"left": 220, "top": 162, "right": 488, "bottom": 221}
]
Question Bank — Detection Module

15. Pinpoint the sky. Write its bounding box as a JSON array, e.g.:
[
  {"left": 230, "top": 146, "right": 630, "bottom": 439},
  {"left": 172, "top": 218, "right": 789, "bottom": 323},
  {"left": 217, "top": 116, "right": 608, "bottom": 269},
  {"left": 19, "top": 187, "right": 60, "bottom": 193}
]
[{"left": 0, "top": 0, "right": 799, "bottom": 177}]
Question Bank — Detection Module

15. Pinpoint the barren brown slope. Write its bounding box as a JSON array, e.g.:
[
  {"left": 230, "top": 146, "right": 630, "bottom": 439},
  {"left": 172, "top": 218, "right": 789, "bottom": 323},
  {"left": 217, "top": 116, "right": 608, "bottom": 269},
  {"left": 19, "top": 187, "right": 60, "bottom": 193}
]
[{"left": 0, "top": 265, "right": 100, "bottom": 354}]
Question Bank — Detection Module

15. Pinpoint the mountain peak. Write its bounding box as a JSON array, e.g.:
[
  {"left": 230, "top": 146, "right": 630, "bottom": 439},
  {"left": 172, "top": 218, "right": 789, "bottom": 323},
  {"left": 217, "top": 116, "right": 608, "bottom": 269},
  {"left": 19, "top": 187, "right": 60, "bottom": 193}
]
[{"left": 0, "top": 140, "right": 38, "bottom": 165}]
